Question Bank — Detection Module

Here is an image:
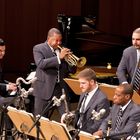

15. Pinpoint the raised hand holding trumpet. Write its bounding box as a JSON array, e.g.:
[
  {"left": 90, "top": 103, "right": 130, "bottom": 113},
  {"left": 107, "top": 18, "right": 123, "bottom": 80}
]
[
  {"left": 58, "top": 46, "right": 72, "bottom": 60},
  {"left": 58, "top": 45, "right": 86, "bottom": 67}
]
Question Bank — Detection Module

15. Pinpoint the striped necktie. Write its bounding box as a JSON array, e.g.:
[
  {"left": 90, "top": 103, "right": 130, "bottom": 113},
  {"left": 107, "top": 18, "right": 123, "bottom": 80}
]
[
  {"left": 53, "top": 51, "right": 60, "bottom": 83},
  {"left": 133, "top": 59, "right": 140, "bottom": 94},
  {"left": 115, "top": 108, "right": 123, "bottom": 132}
]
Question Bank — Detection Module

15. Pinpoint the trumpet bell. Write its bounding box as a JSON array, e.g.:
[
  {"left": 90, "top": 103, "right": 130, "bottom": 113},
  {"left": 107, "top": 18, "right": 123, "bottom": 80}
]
[{"left": 77, "top": 57, "right": 87, "bottom": 68}]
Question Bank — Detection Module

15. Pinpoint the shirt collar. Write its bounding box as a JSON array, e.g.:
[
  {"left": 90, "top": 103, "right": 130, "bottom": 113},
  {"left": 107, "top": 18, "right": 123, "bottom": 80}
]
[
  {"left": 87, "top": 84, "right": 98, "bottom": 98},
  {"left": 120, "top": 100, "right": 131, "bottom": 111}
]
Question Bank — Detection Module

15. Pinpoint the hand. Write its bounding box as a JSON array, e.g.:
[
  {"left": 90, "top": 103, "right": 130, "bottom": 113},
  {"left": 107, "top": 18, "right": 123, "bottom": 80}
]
[
  {"left": 7, "top": 83, "right": 17, "bottom": 91},
  {"left": 59, "top": 47, "right": 71, "bottom": 59},
  {"left": 93, "top": 130, "right": 103, "bottom": 138}
]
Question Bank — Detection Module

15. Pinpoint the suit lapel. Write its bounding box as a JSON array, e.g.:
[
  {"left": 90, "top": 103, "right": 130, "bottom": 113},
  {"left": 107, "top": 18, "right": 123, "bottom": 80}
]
[
  {"left": 112, "top": 106, "right": 120, "bottom": 129},
  {"left": 112, "top": 101, "right": 133, "bottom": 130},
  {"left": 77, "top": 94, "right": 85, "bottom": 110},
  {"left": 44, "top": 42, "right": 54, "bottom": 57},
  {"left": 132, "top": 47, "right": 137, "bottom": 65},
  {"left": 84, "top": 88, "right": 99, "bottom": 112},
  {"left": 121, "top": 101, "right": 133, "bottom": 123}
]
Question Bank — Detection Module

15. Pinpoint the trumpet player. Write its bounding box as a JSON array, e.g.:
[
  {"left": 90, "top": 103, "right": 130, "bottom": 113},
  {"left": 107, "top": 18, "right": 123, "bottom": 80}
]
[{"left": 32, "top": 28, "right": 76, "bottom": 119}]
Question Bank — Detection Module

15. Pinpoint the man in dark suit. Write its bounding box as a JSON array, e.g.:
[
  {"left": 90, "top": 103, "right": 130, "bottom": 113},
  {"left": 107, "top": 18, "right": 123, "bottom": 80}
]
[
  {"left": 33, "top": 28, "right": 76, "bottom": 118},
  {"left": 116, "top": 28, "right": 140, "bottom": 87},
  {"left": 74, "top": 68, "right": 110, "bottom": 134},
  {"left": 0, "top": 38, "right": 17, "bottom": 96},
  {"left": 0, "top": 38, "right": 17, "bottom": 140},
  {"left": 61, "top": 68, "right": 110, "bottom": 135},
  {"left": 93, "top": 84, "right": 140, "bottom": 139}
]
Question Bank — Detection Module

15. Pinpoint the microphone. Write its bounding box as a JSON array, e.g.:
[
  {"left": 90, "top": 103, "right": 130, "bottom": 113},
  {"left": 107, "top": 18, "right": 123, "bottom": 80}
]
[
  {"left": 130, "top": 122, "right": 140, "bottom": 138},
  {"left": 52, "top": 94, "right": 66, "bottom": 107},
  {"left": 91, "top": 109, "right": 106, "bottom": 120},
  {"left": 107, "top": 120, "right": 112, "bottom": 136}
]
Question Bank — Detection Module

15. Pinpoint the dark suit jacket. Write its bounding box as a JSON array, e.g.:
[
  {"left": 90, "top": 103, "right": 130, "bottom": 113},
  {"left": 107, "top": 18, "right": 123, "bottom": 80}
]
[
  {"left": 33, "top": 42, "right": 60, "bottom": 100},
  {"left": 100, "top": 101, "right": 140, "bottom": 139},
  {"left": 74, "top": 88, "right": 110, "bottom": 134},
  {"left": 116, "top": 46, "right": 137, "bottom": 84},
  {"left": 0, "top": 63, "right": 14, "bottom": 105},
  {"left": 33, "top": 42, "right": 76, "bottom": 100},
  {"left": 0, "top": 64, "right": 8, "bottom": 97}
]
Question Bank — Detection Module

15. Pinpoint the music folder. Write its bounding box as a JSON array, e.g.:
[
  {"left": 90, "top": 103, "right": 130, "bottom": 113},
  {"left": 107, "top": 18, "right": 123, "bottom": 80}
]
[
  {"left": 39, "top": 118, "right": 72, "bottom": 140},
  {"left": 7, "top": 106, "right": 72, "bottom": 140},
  {"left": 79, "top": 131, "right": 97, "bottom": 140},
  {"left": 7, "top": 106, "right": 45, "bottom": 139}
]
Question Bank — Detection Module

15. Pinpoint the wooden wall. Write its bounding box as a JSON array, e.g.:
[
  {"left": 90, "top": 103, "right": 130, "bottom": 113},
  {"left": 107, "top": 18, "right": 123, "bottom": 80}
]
[
  {"left": 0, "top": 0, "right": 81, "bottom": 80},
  {"left": 98, "top": 0, "right": 140, "bottom": 36},
  {"left": 0, "top": 0, "right": 140, "bottom": 81}
]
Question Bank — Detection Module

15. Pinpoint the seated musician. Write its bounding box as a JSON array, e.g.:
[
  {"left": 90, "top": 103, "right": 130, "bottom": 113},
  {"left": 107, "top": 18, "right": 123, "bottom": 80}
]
[
  {"left": 93, "top": 84, "right": 140, "bottom": 139},
  {"left": 61, "top": 68, "right": 110, "bottom": 135},
  {"left": 0, "top": 38, "right": 17, "bottom": 140}
]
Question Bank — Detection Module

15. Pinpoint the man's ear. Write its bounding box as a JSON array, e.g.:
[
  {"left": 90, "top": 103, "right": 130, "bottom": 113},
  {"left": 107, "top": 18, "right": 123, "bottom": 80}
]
[
  {"left": 125, "top": 94, "right": 131, "bottom": 100},
  {"left": 90, "top": 79, "right": 95, "bottom": 85}
]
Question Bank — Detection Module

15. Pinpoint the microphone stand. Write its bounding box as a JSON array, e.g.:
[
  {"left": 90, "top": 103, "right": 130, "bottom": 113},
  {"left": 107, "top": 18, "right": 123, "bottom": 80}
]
[
  {"left": 72, "top": 113, "right": 95, "bottom": 140},
  {"left": 0, "top": 91, "right": 21, "bottom": 139},
  {"left": 28, "top": 99, "right": 55, "bottom": 140}
]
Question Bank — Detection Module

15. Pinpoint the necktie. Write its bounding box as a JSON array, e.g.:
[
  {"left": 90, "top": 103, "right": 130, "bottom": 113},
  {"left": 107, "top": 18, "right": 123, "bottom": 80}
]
[
  {"left": 80, "top": 93, "right": 88, "bottom": 113},
  {"left": 133, "top": 60, "right": 140, "bottom": 94},
  {"left": 53, "top": 51, "right": 60, "bottom": 83},
  {"left": 115, "top": 108, "right": 123, "bottom": 132},
  {"left": 77, "top": 93, "right": 88, "bottom": 128}
]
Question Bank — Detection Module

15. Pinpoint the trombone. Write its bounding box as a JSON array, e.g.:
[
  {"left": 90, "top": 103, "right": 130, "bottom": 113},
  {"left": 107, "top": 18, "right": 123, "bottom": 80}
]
[{"left": 58, "top": 46, "right": 87, "bottom": 68}]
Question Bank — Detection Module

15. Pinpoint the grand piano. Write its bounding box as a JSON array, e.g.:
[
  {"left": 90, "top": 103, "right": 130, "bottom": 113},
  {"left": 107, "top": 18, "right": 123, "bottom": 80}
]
[{"left": 57, "top": 14, "right": 131, "bottom": 67}]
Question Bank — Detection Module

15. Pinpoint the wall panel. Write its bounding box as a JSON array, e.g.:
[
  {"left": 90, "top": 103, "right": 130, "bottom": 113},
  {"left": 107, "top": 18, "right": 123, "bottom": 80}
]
[{"left": 0, "top": 0, "right": 81, "bottom": 81}]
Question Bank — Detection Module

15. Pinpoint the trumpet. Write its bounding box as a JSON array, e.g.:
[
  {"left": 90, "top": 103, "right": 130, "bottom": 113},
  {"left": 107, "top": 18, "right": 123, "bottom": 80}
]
[{"left": 57, "top": 45, "right": 87, "bottom": 68}]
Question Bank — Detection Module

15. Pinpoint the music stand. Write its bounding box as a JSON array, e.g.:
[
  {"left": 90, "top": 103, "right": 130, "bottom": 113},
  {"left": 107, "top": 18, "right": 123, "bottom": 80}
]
[
  {"left": 79, "top": 131, "right": 96, "bottom": 140},
  {"left": 64, "top": 78, "right": 140, "bottom": 104},
  {"left": 7, "top": 106, "right": 45, "bottom": 140},
  {"left": 7, "top": 106, "right": 72, "bottom": 140},
  {"left": 64, "top": 78, "right": 81, "bottom": 95},
  {"left": 99, "top": 83, "right": 140, "bottom": 104},
  {"left": 39, "top": 117, "right": 72, "bottom": 140}
]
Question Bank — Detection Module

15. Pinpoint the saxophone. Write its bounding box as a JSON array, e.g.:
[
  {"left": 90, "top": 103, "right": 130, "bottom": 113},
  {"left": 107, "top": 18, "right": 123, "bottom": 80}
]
[{"left": 14, "top": 77, "right": 37, "bottom": 109}]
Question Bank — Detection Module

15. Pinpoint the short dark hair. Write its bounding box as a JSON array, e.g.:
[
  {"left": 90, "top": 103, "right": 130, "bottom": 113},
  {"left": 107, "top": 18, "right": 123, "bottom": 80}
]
[
  {"left": 118, "top": 84, "right": 134, "bottom": 98},
  {"left": 0, "top": 38, "right": 5, "bottom": 46},
  {"left": 77, "top": 68, "right": 97, "bottom": 81},
  {"left": 47, "top": 28, "right": 61, "bottom": 38}
]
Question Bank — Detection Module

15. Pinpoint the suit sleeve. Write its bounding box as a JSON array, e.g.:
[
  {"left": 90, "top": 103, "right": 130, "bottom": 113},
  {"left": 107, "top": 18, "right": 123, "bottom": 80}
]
[
  {"left": 116, "top": 50, "right": 128, "bottom": 83},
  {"left": 0, "top": 83, "right": 7, "bottom": 96},
  {"left": 84, "top": 97, "right": 110, "bottom": 134},
  {"left": 33, "top": 45, "right": 59, "bottom": 70}
]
